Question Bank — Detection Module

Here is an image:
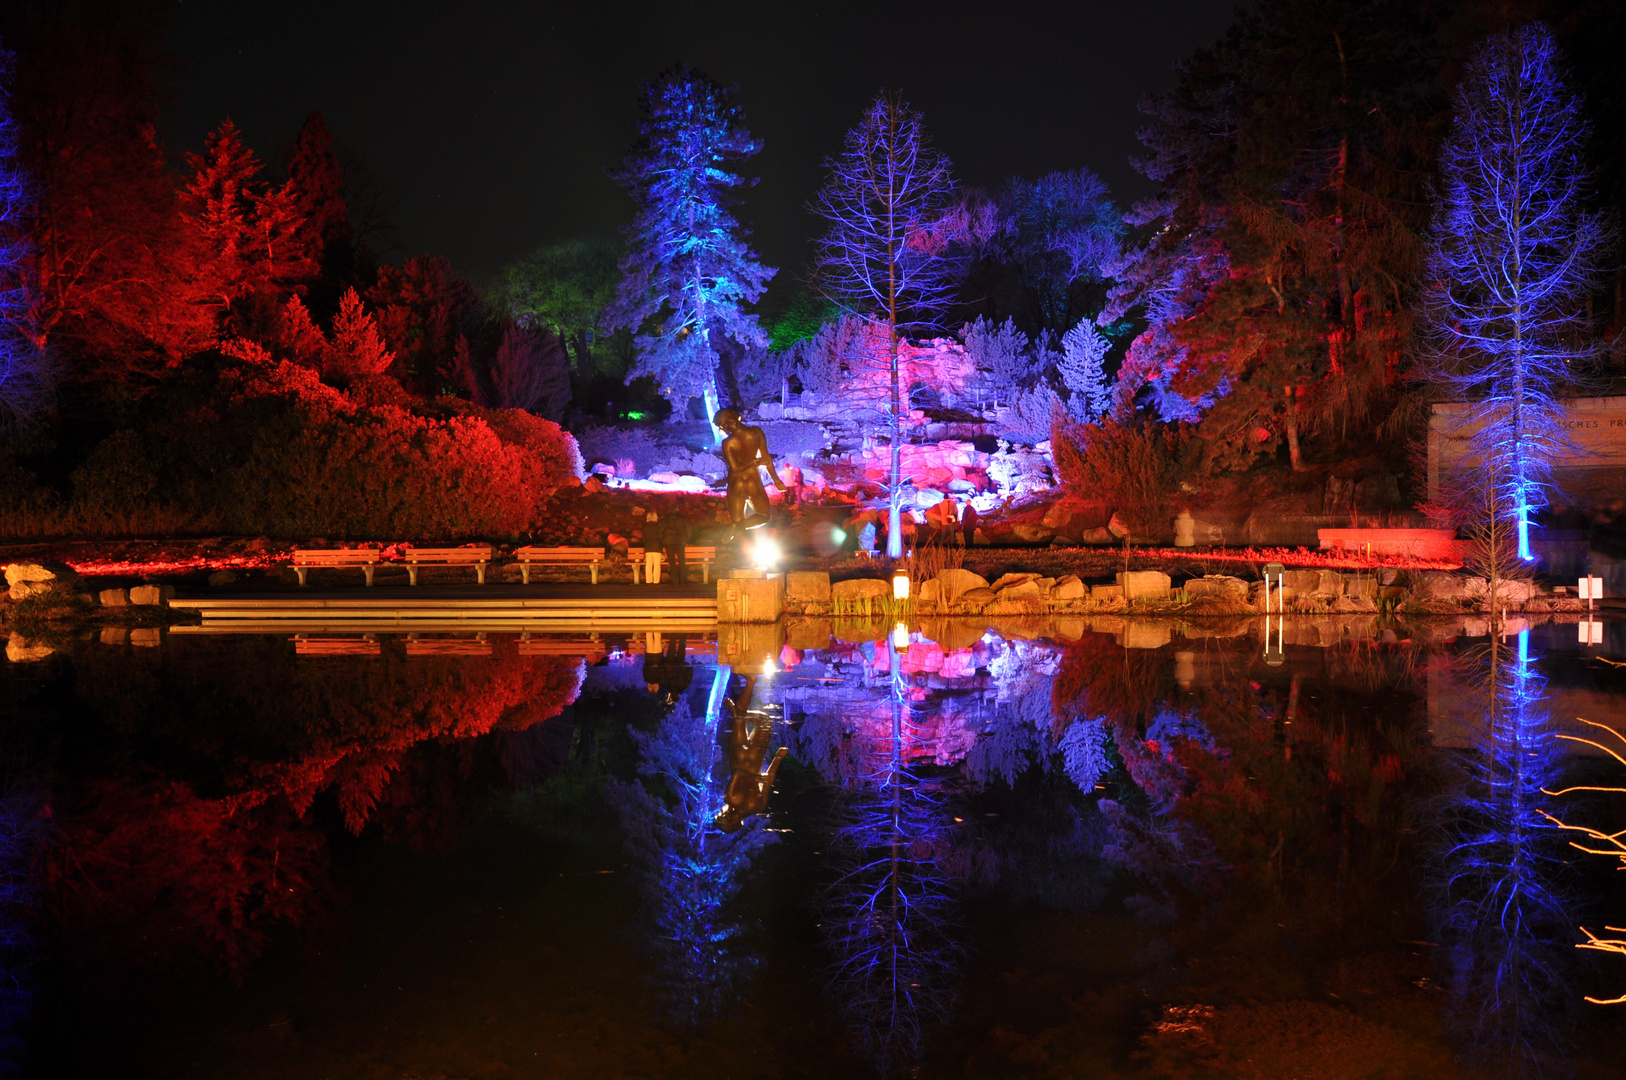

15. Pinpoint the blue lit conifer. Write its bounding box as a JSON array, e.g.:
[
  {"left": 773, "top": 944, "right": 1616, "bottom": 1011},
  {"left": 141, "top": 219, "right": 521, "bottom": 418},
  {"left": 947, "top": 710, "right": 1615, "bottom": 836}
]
[
  {"left": 608, "top": 66, "right": 775, "bottom": 438},
  {"left": 1421, "top": 24, "right": 1615, "bottom": 560}
]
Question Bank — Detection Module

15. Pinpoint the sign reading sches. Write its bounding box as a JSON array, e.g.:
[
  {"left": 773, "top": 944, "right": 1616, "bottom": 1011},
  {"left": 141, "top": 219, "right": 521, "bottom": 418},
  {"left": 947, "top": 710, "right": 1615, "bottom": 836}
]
[{"left": 1428, "top": 395, "right": 1626, "bottom": 501}]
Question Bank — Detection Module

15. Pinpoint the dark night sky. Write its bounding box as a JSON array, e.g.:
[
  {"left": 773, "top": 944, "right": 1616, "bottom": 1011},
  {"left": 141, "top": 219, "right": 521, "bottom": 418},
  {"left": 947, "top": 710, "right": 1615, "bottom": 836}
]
[{"left": 162, "top": 0, "right": 1239, "bottom": 289}]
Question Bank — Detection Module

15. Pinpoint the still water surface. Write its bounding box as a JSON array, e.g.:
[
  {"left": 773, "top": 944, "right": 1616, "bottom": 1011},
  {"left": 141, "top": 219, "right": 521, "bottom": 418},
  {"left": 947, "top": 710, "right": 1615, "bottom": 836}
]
[{"left": 3, "top": 618, "right": 1625, "bottom": 1078}]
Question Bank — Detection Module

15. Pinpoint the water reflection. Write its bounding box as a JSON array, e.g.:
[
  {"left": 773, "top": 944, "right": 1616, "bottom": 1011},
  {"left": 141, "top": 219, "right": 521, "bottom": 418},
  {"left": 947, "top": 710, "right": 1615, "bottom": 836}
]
[{"left": 2, "top": 616, "right": 1623, "bottom": 1075}]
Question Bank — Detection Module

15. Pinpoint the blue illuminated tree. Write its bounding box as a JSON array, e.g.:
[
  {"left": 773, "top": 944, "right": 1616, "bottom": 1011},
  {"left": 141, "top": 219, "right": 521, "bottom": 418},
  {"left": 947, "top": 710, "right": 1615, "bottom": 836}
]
[
  {"left": 608, "top": 695, "right": 776, "bottom": 1030},
  {"left": 1420, "top": 24, "right": 1616, "bottom": 561},
  {"left": 1058, "top": 319, "right": 1111, "bottom": 421},
  {"left": 607, "top": 66, "right": 776, "bottom": 437},
  {"left": 0, "top": 42, "right": 49, "bottom": 432},
  {"left": 812, "top": 92, "right": 959, "bottom": 558}
]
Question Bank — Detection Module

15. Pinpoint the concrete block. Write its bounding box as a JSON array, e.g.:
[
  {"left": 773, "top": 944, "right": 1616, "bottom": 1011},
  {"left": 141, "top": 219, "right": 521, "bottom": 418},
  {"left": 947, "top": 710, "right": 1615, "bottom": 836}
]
[
  {"left": 717, "top": 620, "right": 785, "bottom": 669},
  {"left": 1091, "top": 584, "right": 1123, "bottom": 601},
  {"left": 99, "top": 588, "right": 129, "bottom": 607},
  {"left": 129, "top": 584, "right": 174, "bottom": 606},
  {"left": 1120, "top": 621, "right": 1172, "bottom": 650},
  {"left": 1116, "top": 571, "right": 1172, "bottom": 601},
  {"left": 130, "top": 627, "right": 160, "bottom": 648},
  {"left": 717, "top": 575, "right": 784, "bottom": 624},
  {"left": 100, "top": 627, "right": 128, "bottom": 645},
  {"left": 832, "top": 578, "right": 890, "bottom": 607},
  {"left": 786, "top": 571, "right": 831, "bottom": 603}
]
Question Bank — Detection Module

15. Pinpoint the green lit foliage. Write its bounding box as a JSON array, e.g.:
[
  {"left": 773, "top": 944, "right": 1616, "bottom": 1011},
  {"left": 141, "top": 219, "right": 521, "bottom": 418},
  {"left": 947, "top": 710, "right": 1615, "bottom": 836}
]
[{"left": 490, "top": 236, "right": 624, "bottom": 380}]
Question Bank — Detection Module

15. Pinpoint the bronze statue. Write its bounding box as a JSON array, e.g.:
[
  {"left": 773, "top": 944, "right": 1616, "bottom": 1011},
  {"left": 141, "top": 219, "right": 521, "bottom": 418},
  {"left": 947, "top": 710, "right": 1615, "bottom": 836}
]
[
  {"left": 713, "top": 674, "right": 788, "bottom": 833},
  {"left": 714, "top": 408, "right": 784, "bottom": 540}
]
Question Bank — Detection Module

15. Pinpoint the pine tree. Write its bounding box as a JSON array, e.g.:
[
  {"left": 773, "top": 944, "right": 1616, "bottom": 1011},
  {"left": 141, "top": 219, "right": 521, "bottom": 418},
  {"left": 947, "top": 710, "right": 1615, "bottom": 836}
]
[
  {"left": 324, "top": 287, "right": 393, "bottom": 385},
  {"left": 285, "top": 110, "right": 349, "bottom": 276},
  {"left": 812, "top": 91, "right": 959, "bottom": 557},
  {"left": 1420, "top": 23, "right": 1615, "bottom": 561},
  {"left": 607, "top": 65, "right": 775, "bottom": 432},
  {"left": 0, "top": 40, "right": 49, "bottom": 430},
  {"left": 1058, "top": 319, "right": 1111, "bottom": 421}
]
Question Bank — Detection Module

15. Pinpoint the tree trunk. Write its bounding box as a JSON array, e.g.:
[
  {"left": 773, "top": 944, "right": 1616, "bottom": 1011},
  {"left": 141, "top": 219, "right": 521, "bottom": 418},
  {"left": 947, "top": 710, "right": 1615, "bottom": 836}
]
[
  {"left": 888, "top": 330, "right": 904, "bottom": 558},
  {"left": 703, "top": 381, "right": 723, "bottom": 446},
  {"left": 1285, "top": 384, "right": 1304, "bottom": 471}
]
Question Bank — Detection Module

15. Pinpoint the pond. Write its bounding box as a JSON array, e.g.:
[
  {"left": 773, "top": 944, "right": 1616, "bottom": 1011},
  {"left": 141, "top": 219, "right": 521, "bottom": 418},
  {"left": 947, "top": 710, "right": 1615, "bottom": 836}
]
[{"left": 2, "top": 617, "right": 1624, "bottom": 1078}]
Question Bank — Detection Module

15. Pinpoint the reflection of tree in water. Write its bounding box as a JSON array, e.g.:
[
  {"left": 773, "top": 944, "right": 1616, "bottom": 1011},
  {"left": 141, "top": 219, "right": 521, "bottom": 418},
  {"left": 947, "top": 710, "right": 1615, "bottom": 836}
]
[
  {"left": 1426, "top": 630, "right": 1575, "bottom": 1077},
  {"left": 792, "top": 640, "right": 962, "bottom": 1075},
  {"left": 608, "top": 685, "right": 776, "bottom": 1030}
]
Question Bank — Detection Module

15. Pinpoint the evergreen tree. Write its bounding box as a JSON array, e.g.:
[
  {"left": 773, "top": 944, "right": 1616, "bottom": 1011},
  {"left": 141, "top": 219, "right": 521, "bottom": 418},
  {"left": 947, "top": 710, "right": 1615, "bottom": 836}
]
[
  {"left": 1058, "top": 319, "right": 1111, "bottom": 421},
  {"left": 1106, "top": 0, "right": 1448, "bottom": 472},
  {"left": 284, "top": 110, "right": 353, "bottom": 296},
  {"left": 1, "top": 40, "right": 49, "bottom": 430},
  {"left": 1420, "top": 23, "right": 1615, "bottom": 560},
  {"left": 607, "top": 65, "right": 775, "bottom": 434},
  {"left": 812, "top": 91, "right": 959, "bottom": 557}
]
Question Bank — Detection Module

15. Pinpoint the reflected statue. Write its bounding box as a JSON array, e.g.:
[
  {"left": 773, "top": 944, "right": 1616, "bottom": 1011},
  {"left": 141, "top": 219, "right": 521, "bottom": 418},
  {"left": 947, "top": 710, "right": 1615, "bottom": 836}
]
[
  {"left": 715, "top": 674, "right": 788, "bottom": 832},
  {"left": 714, "top": 408, "right": 784, "bottom": 540}
]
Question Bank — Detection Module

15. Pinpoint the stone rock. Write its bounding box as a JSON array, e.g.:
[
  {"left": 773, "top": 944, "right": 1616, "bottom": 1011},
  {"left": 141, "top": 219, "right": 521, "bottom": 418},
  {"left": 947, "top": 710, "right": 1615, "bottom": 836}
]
[
  {"left": 995, "top": 578, "right": 1043, "bottom": 600},
  {"left": 1080, "top": 527, "right": 1116, "bottom": 545},
  {"left": 208, "top": 570, "right": 238, "bottom": 587},
  {"left": 1107, "top": 513, "right": 1130, "bottom": 539},
  {"left": 1052, "top": 618, "right": 1086, "bottom": 641},
  {"left": 915, "top": 488, "right": 946, "bottom": 508},
  {"left": 991, "top": 572, "right": 1040, "bottom": 591},
  {"left": 1485, "top": 579, "right": 1535, "bottom": 605},
  {"left": 4, "top": 561, "right": 76, "bottom": 587},
  {"left": 935, "top": 568, "right": 991, "bottom": 604},
  {"left": 1378, "top": 568, "right": 1400, "bottom": 586},
  {"left": 1173, "top": 510, "right": 1196, "bottom": 548},
  {"left": 1185, "top": 575, "right": 1248, "bottom": 600},
  {"left": 1010, "top": 523, "right": 1054, "bottom": 544},
  {"left": 717, "top": 575, "right": 784, "bottom": 623},
  {"left": 1052, "top": 575, "right": 1086, "bottom": 600},
  {"left": 129, "top": 628, "right": 160, "bottom": 648},
  {"left": 1314, "top": 570, "right": 1343, "bottom": 597},
  {"left": 786, "top": 571, "right": 832, "bottom": 603},
  {"left": 1282, "top": 569, "right": 1320, "bottom": 595},
  {"left": 917, "top": 578, "right": 941, "bottom": 604},
  {"left": 1343, "top": 575, "right": 1378, "bottom": 600},
  {"left": 1414, "top": 571, "right": 1467, "bottom": 601},
  {"left": 832, "top": 578, "right": 890, "bottom": 605},
  {"left": 1049, "top": 536, "right": 1078, "bottom": 548},
  {"left": 129, "top": 584, "right": 175, "bottom": 607},
  {"left": 98, "top": 588, "right": 129, "bottom": 607},
  {"left": 1116, "top": 570, "right": 1172, "bottom": 601},
  {"left": 100, "top": 627, "right": 128, "bottom": 645},
  {"left": 785, "top": 617, "right": 833, "bottom": 651},
  {"left": 972, "top": 529, "right": 990, "bottom": 546},
  {"left": 1042, "top": 503, "right": 1076, "bottom": 530},
  {"left": 9, "top": 580, "right": 54, "bottom": 602},
  {"left": 1091, "top": 584, "right": 1124, "bottom": 601},
  {"left": 956, "top": 586, "right": 997, "bottom": 608},
  {"left": 5, "top": 634, "right": 54, "bottom": 662}
]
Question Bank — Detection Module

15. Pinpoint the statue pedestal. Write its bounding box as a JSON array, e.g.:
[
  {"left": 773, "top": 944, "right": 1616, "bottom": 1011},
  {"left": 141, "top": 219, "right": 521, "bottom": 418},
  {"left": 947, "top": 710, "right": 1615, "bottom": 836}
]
[{"left": 718, "top": 572, "right": 782, "bottom": 623}]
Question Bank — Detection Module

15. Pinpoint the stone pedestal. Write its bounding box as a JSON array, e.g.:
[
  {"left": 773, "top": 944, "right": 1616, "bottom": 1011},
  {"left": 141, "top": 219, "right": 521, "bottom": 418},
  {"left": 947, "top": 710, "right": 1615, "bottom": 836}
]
[
  {"left": 718, "top": 573, "right": 783, "bottom": 623},
  {"left": 718, "top": 620, "right": 785, "bottom": 671}
]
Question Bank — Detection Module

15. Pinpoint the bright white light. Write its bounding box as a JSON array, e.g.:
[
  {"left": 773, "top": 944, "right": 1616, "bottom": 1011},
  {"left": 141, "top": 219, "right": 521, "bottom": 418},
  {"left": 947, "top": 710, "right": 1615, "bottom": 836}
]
[
  {"left": 891, "top": 622, "right": 909, "bottom": 649},
  {"left": 763, "top": 657, "right": 777, "bottom": 677},
  {"left": 831, "top": 526, "right": 847, "bottom": 545},
  {"left": 750, "top": 534, "right": 782, "bottom": 570},
  {"left": 892, "top": 571, "right": 910, "bottom": 600}
]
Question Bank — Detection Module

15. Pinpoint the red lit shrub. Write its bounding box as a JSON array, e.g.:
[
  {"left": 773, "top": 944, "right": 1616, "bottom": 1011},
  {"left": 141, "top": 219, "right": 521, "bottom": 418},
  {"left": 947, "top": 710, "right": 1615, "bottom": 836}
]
[
  {"left": 1052, "top": 417, "right": 1191, "bottom": 537},
  {"left": 68, "top": 349, "right": 583, "bottom": 539}
]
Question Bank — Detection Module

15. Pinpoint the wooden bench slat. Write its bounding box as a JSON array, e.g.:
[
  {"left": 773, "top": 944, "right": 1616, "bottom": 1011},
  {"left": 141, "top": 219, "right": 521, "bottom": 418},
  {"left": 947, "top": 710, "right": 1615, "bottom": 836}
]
[
  {"left": 513, "top": 545, "right": 608, "bottom": 584},
  {"left": 290, "top": 548, "right": 383, "bottom": 587},
  {"left": 627, "top": 545, "right": 722, "bottom": 585},
  {"left": 401, "top": 546, "right": 494, "bottom": 586}
]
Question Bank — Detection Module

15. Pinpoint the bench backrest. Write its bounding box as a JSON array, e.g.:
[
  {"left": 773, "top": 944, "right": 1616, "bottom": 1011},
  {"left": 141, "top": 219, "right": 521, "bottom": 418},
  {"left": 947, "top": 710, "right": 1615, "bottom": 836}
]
[
  {"left": 403, "top": 546, "right": 493, "bottom": 563},
  {"left": 293, "top": 549, "right": 380, "bottom": 566},
  {"left": 629, "top": 545, "right": 717, "bottom": 560},
  {"left": 514, "top": 546, "right": 605, "bottom": 561}
]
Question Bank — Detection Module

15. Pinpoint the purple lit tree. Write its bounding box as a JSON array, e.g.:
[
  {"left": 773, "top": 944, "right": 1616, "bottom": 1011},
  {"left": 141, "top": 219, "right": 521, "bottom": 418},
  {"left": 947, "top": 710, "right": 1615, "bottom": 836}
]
[
  {"left": 812, "top": 92, "right": 959, "bottom": 558},
  {"left": 607, "top": 66, "right": 776, "bottom": 439},
  {"left": 0, "top": 43, "right": 49, "bottom": 432},
  {"left": 1420, "top": 24, "right": 1615, "bottom": 561}
]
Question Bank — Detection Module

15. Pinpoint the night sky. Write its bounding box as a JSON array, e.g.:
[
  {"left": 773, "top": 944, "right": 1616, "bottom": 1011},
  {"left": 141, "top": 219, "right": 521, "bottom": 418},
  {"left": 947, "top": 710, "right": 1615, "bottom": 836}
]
[{"left": 162, "top": 0, "right": 1238, "bottom": 288}]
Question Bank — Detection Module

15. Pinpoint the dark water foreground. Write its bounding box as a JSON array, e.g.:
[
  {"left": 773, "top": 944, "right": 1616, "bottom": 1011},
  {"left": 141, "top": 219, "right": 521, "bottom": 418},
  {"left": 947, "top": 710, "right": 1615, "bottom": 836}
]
[{"left": 2, "top": 618, "right": 1625, "bottom": 1079}]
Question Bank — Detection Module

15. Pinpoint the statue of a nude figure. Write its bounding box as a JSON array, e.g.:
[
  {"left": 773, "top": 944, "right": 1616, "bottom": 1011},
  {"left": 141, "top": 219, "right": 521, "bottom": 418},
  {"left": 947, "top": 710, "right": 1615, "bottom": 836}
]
[
  {"left": 714, "top": 408, "right": 784, "bottom": 541},
  {"left": 714, "top": 674, "right": 788, "bottom": 833}
]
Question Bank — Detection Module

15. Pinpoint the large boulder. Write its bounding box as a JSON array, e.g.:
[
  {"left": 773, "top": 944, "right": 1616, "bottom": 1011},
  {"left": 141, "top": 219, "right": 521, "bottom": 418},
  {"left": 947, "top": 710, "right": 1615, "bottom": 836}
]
[
  {"left": 1314, "top": 570, "right": 1343, "bottom": 598},
  {"left": 832, "top": 578, "right": 890, "bottom": 605},
  {"left": 1091, "top": 584, "right": 1124, "bottom": 601},
  {"left": 9, "top": 580, "right": 54, "bottom": 602},
  {"left": 1052, "top": 575, "right": 1086, "bottom": 601},
  {"left": 4, "top": 561, "right": 76, "bottom": 588},
  {"left": 1117, "top": 570, "right": 1172, "bottom": 601},
  {"left": 995, "top": 578, "right": 1044, "bottom": 601},
  {"left": 1185, "top": 575, "right": 1248, "bottom": 600},
  {"left": 956, "top": 586, "right": 998, "bottom": 609},
  {"left": 1344, "top": 574, "right": 1378, "bottom": 600},
  {"left": 935, "top": 568, "right": 990, "bottom": 604},
  {"left": 786, "top": 571, "right": 832, "bottom": 604},
  {"left": 991, "top": 572, "right": 1041, "bottom": 591},
  {"left": 1010, "top": 523, "right": 1054, "bottom": 544},
  {"left": 6, "top": 634, "right": 54, "bottom": 662},
  {"left": 1282, "top": 569, "right": 1321, "bottom": 595}
]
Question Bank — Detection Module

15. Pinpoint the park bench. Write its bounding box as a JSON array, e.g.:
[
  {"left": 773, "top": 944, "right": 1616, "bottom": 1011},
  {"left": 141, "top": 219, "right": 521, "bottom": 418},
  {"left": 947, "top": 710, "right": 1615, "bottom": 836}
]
[
  {"left": 293, "top": 634, "right": 380, "bottom": 656},
  {"left": 627, "top": 545, "right": 721, "bottom": 585},
  {"left": 290, "top": 547, "right": 383, "bottom": 587},
  {"left": 401, "top": 545, "right": 494, "bottom": 586},
  {"left": 518, "top": 634, "right": 607, "bottom": 661},
  {"left": 513, "top": 545, "right": 608, "bottom": 585},
  {"left": 404, "top": 634, "right": 492, "bottom": 656}
]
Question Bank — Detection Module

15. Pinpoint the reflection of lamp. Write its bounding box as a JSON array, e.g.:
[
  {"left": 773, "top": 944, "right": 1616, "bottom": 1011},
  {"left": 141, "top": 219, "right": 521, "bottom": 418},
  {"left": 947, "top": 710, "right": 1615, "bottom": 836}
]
[
  {"left": 892, "top": 569, "right": 910, "bottom": 600},
  {"left": 891, "top": 622, "right": 910, "bottom": 649}
]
